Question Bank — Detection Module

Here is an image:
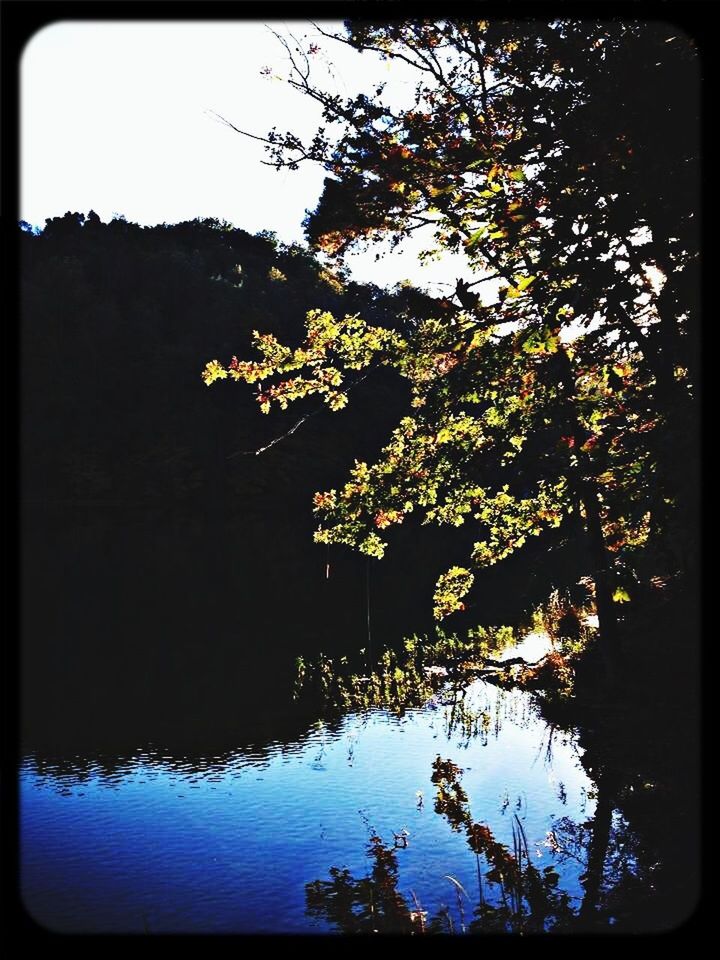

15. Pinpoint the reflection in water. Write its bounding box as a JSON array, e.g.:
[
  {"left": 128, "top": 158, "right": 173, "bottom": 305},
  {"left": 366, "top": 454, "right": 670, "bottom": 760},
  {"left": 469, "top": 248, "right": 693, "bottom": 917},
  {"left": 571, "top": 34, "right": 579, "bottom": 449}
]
[
  {"left": 305, "top": 754, "right": 651, "bottom": 934},
  {"left": 20, "top": 677, "right": 646, "bottom": 934},
  {"left": 305, "top": 757, "right": 579, "bottom": 933},
  {"left": 306, "top": 832, "right": 425, "bottom": 934}
]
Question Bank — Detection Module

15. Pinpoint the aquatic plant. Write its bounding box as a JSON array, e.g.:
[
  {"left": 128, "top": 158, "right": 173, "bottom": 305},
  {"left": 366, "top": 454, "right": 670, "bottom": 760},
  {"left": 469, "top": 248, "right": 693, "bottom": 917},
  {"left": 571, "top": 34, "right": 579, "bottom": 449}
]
[{"left": 293, "top": 624, "right": 517, "bottom": 715}]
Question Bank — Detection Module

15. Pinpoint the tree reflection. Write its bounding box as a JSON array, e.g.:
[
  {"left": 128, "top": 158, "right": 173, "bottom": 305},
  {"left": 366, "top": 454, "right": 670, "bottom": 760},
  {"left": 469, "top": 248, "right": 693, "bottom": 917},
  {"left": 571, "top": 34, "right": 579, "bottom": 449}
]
[
  {"left": 431, "top": 757, "right": 574, "bottom": 933},
  {"left": 549, "top": 771, "right": 648, "bottom": 930},
  {"left": 304, "top": 740, "right": 666, "bottom": 935},
  {"left": 305, "top": 832, "right": 425, "bottom": 934},
  {"left": 305, "top": 756, "right": 576, "bottom": 934}
]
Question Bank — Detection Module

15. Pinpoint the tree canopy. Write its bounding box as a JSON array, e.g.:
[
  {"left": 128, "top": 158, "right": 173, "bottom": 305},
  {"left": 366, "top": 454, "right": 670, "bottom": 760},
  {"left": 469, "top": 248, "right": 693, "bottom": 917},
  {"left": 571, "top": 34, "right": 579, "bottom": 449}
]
[{"left": 203, "top": 19, "right": 699, "bottom": 650}]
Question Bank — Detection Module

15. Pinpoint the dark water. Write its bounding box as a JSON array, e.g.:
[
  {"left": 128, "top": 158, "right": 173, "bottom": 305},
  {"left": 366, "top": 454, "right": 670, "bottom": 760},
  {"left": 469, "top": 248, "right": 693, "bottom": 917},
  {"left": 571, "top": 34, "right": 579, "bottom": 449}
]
[{"left": 21, "top": 633, "right": 636, "bottom": 935}]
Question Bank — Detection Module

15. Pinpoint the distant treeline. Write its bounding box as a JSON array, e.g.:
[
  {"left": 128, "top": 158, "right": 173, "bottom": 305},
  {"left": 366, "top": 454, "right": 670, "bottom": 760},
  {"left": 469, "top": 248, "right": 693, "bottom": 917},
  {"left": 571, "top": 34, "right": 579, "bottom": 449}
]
[{"left": 21, "top": 212, "right": 444, "bottom": 507}]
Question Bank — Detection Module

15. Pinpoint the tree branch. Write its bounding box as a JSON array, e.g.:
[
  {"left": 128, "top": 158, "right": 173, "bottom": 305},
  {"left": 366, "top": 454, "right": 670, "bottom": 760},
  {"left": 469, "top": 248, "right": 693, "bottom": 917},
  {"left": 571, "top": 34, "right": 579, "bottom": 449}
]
[{"left": 226, "top": 369, "right": 375, "bottom": 458}]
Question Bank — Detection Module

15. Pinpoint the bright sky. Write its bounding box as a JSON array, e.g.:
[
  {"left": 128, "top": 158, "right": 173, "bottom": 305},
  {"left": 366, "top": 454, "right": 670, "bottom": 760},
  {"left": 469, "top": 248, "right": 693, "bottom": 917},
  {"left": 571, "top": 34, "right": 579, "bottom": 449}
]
[{"left": 21, "top": 20, "right": 476, "bottom": 294}]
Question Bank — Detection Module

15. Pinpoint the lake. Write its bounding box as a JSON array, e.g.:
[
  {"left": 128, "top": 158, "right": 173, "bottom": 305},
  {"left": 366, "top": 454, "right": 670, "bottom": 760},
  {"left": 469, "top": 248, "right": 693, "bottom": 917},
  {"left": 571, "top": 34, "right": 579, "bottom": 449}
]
[
  {"left": 19, "top": 504, "right": 699, "bottom": 935},
  {"left": 21, "top": 632, "right": 631, "bottom": 934}
]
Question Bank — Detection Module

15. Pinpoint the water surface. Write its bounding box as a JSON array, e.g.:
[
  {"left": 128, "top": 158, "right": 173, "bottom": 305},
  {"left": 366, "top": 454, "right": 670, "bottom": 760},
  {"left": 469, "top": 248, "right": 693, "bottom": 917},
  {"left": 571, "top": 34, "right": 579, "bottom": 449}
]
[{"left": 22, "top": 671, "right": 598, "bottom": 934}]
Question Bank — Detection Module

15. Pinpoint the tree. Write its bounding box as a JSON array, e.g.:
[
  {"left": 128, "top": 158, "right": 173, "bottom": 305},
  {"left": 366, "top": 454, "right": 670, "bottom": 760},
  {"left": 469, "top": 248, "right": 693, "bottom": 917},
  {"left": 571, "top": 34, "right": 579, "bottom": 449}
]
[{"left": 203, "top": 20, "right": 699, "bottom": 661}]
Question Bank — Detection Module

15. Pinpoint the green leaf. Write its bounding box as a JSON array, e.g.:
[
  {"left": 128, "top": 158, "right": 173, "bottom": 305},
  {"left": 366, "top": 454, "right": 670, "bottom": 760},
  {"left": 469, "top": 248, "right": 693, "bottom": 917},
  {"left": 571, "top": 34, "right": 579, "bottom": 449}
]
[
  {"left": 522, "top": 326, "right": 558, "bottom": 354},
  {"left": 465, "top": 228, "right": 487, "bottom": 249},
  {"left": 506, "top": 275, "right": 535, "bottom": 299}
]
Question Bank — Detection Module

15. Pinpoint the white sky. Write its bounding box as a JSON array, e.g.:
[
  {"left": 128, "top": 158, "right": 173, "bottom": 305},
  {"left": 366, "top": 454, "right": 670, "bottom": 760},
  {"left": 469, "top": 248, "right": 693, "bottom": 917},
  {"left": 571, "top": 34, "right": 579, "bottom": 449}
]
[{"left": 21, "top": 20, "right": 477, "bottom": 294}]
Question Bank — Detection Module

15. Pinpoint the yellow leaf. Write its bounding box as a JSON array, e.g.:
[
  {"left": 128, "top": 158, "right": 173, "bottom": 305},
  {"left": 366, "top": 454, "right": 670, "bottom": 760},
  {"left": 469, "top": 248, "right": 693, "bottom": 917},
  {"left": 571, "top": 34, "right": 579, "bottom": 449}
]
[{"left": 201, "top": 360, "right": 228, "bottom": 385}]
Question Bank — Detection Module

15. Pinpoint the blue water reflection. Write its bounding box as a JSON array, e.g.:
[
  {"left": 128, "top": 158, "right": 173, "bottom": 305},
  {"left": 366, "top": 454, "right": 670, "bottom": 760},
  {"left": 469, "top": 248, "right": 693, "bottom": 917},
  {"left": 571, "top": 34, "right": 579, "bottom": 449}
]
[{"left": 21, "top": 679, "right": 594, "bottom": 933}]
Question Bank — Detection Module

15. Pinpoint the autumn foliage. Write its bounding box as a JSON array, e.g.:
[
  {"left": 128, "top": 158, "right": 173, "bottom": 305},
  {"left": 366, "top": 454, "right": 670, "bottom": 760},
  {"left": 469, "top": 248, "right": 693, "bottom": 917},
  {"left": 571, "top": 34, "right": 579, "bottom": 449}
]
[{"left": 204, "top": 20, "right": 698, "bottom": 637}]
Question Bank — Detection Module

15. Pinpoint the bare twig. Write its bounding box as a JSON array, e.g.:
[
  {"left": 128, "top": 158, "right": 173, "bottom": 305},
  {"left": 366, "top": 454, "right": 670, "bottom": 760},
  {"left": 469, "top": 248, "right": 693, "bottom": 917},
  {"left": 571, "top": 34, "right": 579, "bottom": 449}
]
[{"left": 227, "top": 411, "right": 316, "bottom": 459}]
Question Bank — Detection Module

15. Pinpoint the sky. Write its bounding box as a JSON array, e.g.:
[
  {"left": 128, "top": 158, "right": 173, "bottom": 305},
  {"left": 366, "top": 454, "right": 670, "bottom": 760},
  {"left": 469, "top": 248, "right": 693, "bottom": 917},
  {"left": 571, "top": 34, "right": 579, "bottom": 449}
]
[{"left": 20, "top": 20, "right": 477, "bottom": 294}]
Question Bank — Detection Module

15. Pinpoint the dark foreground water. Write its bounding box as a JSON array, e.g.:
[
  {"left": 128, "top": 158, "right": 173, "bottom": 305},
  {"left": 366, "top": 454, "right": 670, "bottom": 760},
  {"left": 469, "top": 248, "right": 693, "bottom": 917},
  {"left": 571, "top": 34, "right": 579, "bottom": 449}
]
[{"left": 21, "top": 631, "right": 635, "bottom": 935}]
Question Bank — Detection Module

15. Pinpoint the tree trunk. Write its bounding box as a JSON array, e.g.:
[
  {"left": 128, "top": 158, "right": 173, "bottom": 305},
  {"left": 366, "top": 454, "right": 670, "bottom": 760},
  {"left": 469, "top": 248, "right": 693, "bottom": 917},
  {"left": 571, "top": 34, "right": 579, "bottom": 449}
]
[
  {"left": 580, "top": 480, "right": 621, "bottom": 678},
  {"left": 555, "top": 344, "right": 620, "bottom": 677},
  {"left": 579, "top": 772, "right": 615, "bottom": 923}
]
